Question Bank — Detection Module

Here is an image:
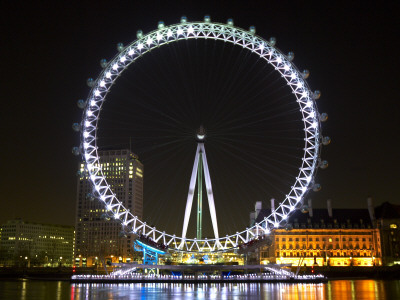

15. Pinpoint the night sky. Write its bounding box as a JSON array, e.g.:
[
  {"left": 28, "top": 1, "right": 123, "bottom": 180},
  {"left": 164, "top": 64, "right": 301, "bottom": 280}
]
[{"left": 1, "top": 1, "right": 399, "bottom": 237}]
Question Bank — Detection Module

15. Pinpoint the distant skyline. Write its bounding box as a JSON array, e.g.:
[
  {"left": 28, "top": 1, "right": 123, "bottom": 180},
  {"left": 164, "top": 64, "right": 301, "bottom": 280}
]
[{"left": 1, "top": 1, "right": 399, "bottom": 233}]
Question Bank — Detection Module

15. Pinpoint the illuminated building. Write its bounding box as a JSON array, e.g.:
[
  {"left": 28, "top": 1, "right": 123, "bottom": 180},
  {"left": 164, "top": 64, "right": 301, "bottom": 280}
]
[
  {"left": 375, "top": 202, "right": 400, "bottom": 265},
  {"left": 167, "top": 243, "right": 244, "bottom": 265},
  {"left": 0, "top": 219, "right": 74, "bottom": 267},
  {"left": 74, "top": 149, "right": 143, "bottom": 267},
  {"left": 252, "top": 200, "right": 382, "bottom": 267}
]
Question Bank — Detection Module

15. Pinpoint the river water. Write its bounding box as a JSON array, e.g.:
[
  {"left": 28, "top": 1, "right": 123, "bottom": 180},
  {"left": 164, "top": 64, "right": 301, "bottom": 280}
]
[{"left": 0, "top": 279, "right": 399, "bottom": 299}]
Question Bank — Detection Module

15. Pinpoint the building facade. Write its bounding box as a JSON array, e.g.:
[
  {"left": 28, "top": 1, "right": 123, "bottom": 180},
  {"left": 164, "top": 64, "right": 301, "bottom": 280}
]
[
  {"left": 253, "top": 200, "right": 382, "bottom": 267},
  {"left": 74, "top": 149, "right": 143, "bottom": 267},
  {"left": 0, "top": 219, "right": 74, "bottom": 267},
  {"left": 375, "top": 202, "right": 400, "bottom": 266}
]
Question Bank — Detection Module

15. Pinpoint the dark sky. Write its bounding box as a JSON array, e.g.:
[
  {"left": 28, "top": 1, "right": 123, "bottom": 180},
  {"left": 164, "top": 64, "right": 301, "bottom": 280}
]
[{"left": 1, "top": 1, "right": 399, "bottom": 236}]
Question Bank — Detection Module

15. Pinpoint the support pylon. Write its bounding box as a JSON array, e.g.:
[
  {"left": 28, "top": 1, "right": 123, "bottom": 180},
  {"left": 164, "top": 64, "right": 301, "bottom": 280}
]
[
  {"left": 181, "top": 127, "right": 219, "bottom": 241},
  {"left": 197, "top": 151, "right": 203, "bottom": 240}
]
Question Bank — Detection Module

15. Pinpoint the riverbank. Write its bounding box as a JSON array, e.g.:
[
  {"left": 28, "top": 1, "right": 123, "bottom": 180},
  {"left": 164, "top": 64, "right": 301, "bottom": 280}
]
[
  {"left": 70, "top": 274, "right": 327, "bottom": 284},
  {"left": 0, "top": 265, "right": 399, "bottom": 281},
  {"left": 310, "top": 265, "right": 400, "bottom": 280}
]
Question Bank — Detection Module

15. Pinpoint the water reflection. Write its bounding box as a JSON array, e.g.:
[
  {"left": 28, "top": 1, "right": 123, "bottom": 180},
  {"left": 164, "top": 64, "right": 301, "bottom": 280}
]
[
  {"left": 0, "top": 279, "right": 71, "bottom": 300},
  {"left": 0, "top": 279, "right": 399, "bottom": 299},
  {"left": 70, "top": 280, "right": 399, "bottom": 300},
  {"left": 327, "top": 280, "right": 385, "bottom": 300}
]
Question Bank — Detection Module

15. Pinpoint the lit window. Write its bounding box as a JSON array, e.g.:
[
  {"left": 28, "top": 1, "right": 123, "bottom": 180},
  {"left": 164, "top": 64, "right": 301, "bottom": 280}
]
[{"left": 390, "top": 224, "right": 398, "bottom": 229}]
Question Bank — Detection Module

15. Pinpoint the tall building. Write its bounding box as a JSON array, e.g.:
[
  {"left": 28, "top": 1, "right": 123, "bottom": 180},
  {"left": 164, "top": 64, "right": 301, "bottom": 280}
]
[
  {"left": 0, "top": 219, "right": 74, "bottom": 267},
  {"left": 375, "top": 202, "right": 400, "bottom": 266},
  {"left": 74, "top": 149, "right": 143, "bottom": 267},
  {"left": 251, "top": 200, "right": 382, "bottom": 267}
]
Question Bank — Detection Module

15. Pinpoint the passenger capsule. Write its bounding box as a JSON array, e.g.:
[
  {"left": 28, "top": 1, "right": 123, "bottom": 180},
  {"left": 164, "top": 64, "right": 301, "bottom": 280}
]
[
  {"left": 119, "top": 231, "right": 127, "bottom": 238},
  {"left": 302, "top": 69, "right": 310, "bottom": 79},
  {"left": 249, "top": 26, "right": 256, "bottom": 34},
  {"left": 72, "top": 123, "right": 80, "bottom": 132},
  {"left": 91, "top": 190, "right": 100, "bottom": 199},
  {"left": 86, "top": 193, "right": 95, "bottom": 201},
  {"left": 287, "top": 52, "right": 295, "bottom": 61},
  {"left": 301, "top": 205, "right": 309, "bottom": 213},
  {"left": 320, "top": 113, "right": 328, "bottom": 122},
  {"left": 322, "top": 136, "right": 331, "bottom": 145},
  {"left": 313, "top": 183, "right": 322, "bottom": 192},
  {"left": 269, "top": 37, "right": 276, "bottom": 46},
  {"left": 72, "top": 147, "right": 80, "bottom": 156},
  {"left": 76, "top": 170, "right": 82, "bottom": 177},
  {"left": 313, "top": 90, "right": 321, "bottom": 100},
  {"left": 136, "top": 30, "right": 143, "bottom": 39},
  {"left": 320, "top": 160, "right": 329, "bottom": 169},
  {"left": 227, "top": 18, "right": 234, "bottom": 26},
  {"left": 158, "top": 21, "right": 165, "bottom": 29},
  {"left": 86, "top": 78, "right": 95, "bottom": 88},
  {"left": 101, "top": 213, "right": 110, "bottom": 221},
  {"left": 285, "top": 224, "right": 293, "bottom": 231},
  {"left": 117, "top": 43, "right": 124, "bottom": 52},
  {"left": 204, "top": 15, "right": 211, "bottom": 22},
  {"left": 100, "top": 59, "right": 107, "bottom": 68},
  {"left": 180, "top": 16, "right": 187, "bottom": 23},
  {"left": 77, "top": 99, "right": 86, "bottom": 109}
]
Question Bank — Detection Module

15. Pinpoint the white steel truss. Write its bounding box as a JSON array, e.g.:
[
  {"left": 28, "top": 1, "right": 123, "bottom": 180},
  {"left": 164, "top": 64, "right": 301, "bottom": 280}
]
[
  {"left": 78, "top": 17, "right": 323, "bottom": 252},
  {"left": 182, "top": 143, "right": 219, "bottom": 241}
]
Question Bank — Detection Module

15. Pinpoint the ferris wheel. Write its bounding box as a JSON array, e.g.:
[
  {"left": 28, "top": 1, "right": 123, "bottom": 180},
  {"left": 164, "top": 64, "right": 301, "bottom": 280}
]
[{"left": 72, "top": 16, "right": 329, "bottom": 253}]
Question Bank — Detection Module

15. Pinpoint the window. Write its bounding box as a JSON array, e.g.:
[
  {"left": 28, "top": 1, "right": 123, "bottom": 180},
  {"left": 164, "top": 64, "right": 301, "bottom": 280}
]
[{"left": 390, "top": 224, "right": 398, "bottom": 229}]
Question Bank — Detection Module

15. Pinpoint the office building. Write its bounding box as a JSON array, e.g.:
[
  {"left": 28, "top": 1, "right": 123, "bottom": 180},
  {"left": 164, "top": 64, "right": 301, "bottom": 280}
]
[
  {"left": 74, "top": 149, "right": 143, "bottom": 267},
  {"left": 0, "top": 219, "right": 74, "bottom": 267}
]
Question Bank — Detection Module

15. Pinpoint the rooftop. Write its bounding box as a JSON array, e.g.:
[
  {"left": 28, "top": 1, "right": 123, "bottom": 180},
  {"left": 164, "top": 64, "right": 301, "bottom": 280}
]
[{"left": 255, "top": 208, "right": 374, "bottom": 229}]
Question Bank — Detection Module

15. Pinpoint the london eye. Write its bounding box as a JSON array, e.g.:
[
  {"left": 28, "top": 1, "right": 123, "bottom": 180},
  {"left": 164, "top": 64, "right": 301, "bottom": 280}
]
[{"left": 72, "top": 16, "right": 329, "bottom": 253}]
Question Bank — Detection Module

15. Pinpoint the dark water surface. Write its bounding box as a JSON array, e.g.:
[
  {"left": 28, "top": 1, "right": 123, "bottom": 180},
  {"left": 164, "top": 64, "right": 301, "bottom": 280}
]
[{"left": 1, "top": 279, "right": 400, "bottom": 299}]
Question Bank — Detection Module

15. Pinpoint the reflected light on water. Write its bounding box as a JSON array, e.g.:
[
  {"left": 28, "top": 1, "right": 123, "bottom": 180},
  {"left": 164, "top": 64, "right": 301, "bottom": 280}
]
[
  {"left": 21, "top": 279, "right": 27, "bottom": 300},
  {"left": 1, "top": 279, "right": 397, "bottom": 299},
  {"left": 70, "top": 280, "right": 392, "bottom": 300},
  {"left": 327, "top": 280, "right": 386, "bottom": 300},
  {"left": 56, "top": 281, "right": 62, "bottom": 300}
]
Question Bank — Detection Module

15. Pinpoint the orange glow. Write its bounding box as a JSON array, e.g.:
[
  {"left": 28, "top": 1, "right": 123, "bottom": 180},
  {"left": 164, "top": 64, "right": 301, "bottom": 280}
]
[{"left": 327, "top": 280, "right": 384, "bottom": 300}]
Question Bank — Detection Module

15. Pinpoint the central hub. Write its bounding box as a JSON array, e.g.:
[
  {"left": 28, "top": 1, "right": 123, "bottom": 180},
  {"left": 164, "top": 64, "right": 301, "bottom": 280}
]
[{"left": 196, "top": 126, "right": 206, "bottom": 142}]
